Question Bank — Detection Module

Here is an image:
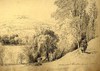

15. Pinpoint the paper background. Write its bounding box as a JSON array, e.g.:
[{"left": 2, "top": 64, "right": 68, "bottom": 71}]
[{"left": 0, "top": 0, "right": 100, "bottom": 71}]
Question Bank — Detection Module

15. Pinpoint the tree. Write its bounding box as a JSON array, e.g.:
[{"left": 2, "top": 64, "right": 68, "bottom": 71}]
[
  {"left": 86, "top": 1, "right": 98, "bottom": 41},
  {"left": 52, "top": 0, "right": 97, "bottom": 49},
  {"left": 70, "top": 17, "right": 83, "bottom": 48},
  {"left": 27, "top": 29, "right": 59, "bottom": 63},
  {"left": 52, "top": 0, "right": 88, "bottom": 21}
]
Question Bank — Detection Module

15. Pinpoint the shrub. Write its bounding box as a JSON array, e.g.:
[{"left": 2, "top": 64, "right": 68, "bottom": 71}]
[
  {"left": 26, "top": 29, "right": 59, "bottom": 63},
  {"left": 0, "top": 34, "right": 22, "bottom": 45},
  {"left": 1, "top": 35, "right": 10, "bottom": 45}
]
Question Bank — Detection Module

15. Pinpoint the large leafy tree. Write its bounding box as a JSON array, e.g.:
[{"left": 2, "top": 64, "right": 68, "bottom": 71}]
[
  {"left": 52, "top": 0, "right": 88, "bottom": 19},
  {"left": 28, "top": 29, "right": 59, "bottom": 62},
  {"left": 52, "top": 0, "right": 97, "bottom": 47}
]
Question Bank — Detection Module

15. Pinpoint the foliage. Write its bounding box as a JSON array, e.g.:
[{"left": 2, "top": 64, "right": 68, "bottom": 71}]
[
  {"left": 52, "top": 0, "right": 88, "bottom": 20},
  {"left": 52, "top": 0, "right": 98, "bottom": 49},
  {"left": 0, "top": 34, "right": 22, "bottom": 45},
  {"left": 25, "top": 29, "right": 59, "bottom": 63}
]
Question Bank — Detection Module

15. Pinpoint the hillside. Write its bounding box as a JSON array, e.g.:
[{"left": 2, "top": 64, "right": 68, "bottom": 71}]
[{"left": 0, "top": 37, "right": 99, "bottom": 71}]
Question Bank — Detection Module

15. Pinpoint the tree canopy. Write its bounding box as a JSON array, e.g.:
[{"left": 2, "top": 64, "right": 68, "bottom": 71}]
[{"left": 52, "top": 0, "right": 97, "bottom": 41}]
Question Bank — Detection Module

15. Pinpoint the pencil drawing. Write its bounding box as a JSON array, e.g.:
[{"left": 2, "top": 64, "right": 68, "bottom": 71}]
[{"left": 0, "top": 0, "right": 99, "bottom": 71}]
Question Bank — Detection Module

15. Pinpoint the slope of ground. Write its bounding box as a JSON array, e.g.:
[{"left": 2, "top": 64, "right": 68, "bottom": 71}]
[
  {"left": 0, "top": 37, "right": 99, "bottom": 71},
  {"left": 42, "top": 37, "right": 100, "bottom": 71}
]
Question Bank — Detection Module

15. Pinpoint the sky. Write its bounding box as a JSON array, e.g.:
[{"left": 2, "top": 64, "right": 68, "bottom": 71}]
[
  {"left": 0, "top": 0, "right": 57, "bottom": 22},
  {"left": 0, "top": 0, "right": 99, "bottom": 36}
]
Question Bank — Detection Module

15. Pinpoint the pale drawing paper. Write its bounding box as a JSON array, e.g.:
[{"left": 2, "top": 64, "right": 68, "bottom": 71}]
[{"left": 0, "top": 0, "right": 100, "bottom": 71}]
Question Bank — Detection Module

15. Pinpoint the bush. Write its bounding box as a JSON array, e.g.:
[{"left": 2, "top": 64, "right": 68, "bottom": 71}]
[
  {"left": 1, "top": 35, "right": 10, "bottom": 45},
  {"left": 0, "top": 34, "right": 22, "bottom": 45},
  {"left": 25, "top": 29, "right": 59, "bottom": 63}
]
